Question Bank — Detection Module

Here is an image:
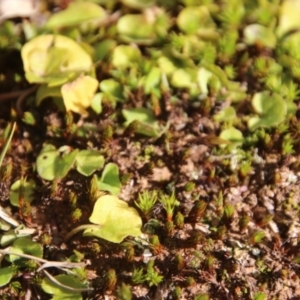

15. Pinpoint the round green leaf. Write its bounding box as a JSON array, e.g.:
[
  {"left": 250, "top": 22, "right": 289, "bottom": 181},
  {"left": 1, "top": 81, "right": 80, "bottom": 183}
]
[
  {"left": 117, "top": 14, "right": 155, "bottom": 43},
  {"left": 36, "top": 145, "right": 78, "bottom": 181},
  {"left": 9, "top": 179, "right": 36, "bottom": 207},
  {"left": 219, "top": 127, "right": 244, "bottom": 147},
  {"left": 177, "top": 6, "right": 215, "bottom": 35},
  {"left": 84, "top": 195, "right": 142, "bottom": 243},
  {"left": 214, "top": 107, "right": 237, "bottom": 123},
  {"left": 75, "top": 150, "right": 105, "bottom": 176},
  {"left": 21, "top": 35, "right": 93, "bottom": 86},
  {"left": 248, "top": 91, "right": 287, "bottom": 131}
]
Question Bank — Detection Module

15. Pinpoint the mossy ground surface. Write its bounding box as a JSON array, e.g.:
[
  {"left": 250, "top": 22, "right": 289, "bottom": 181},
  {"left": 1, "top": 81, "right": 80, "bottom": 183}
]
[{"left": 1, "top": 1, "right": 300, "bottom": 299}]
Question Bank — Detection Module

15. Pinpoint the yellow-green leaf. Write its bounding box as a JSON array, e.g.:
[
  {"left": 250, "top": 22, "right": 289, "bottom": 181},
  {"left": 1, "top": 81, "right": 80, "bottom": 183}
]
[
  {"left": 84, "top": 195, "right": 142, "bottom": 243},
  {"left": 21, "top": 35, "right": 93, "bottom": 86},
  {"left": 61, "top": 75, "right": 98, "bottom": 116}
]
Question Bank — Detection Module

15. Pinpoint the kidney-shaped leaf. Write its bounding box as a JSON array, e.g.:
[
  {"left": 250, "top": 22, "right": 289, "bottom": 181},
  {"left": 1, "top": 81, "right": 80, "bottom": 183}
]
[
  {"left": 75, "top": 150, "right": 105, "bottom": 176},
  {"left": 21, "top": 35, "right": 93, "bottom": 86},
  {"left": 61, "top": 75, "right": 98, "bottom": 116},
  {"left": 248, "top": 91, "right": 287, "bottom": 131},
  {"left": 84, "top": 195, "right": 142, "bottom": 243},
  {"left": 117, "top": 14, "right": 155, "bottom": 43},
  {"left": 177, "top": 6, "right": 215, "bottom": 35},
  {"left": 219, "top": 127, "right": 243, "bottom": 148},
  {"left": 46, "top": 1, "right": 106, "bottom": 29},
  {"left": 36, "top": 145, "right": 78, "bottom": 181}
]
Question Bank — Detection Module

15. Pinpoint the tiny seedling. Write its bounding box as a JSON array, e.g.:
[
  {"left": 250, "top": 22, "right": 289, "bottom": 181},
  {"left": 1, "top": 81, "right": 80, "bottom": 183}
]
[
  {"left": 132, "top": 260, "right": 163, "bottom": 287},
  {"left": 135, "top": 190, "right": 158, "bottom": 218},
  {"left": 149, "top": 235, "right": 162, "bottom": 255},
  {"left": 0, "top": 122, "right": 16, "bottom": 169},
  {"left": 249, "top": 231, "right": 266, "bottom": 245},
  {"left": 187, "top": 200, "right": 207, "bottom": 223},
  {"left": 159, "top": 191, "right": 179, "bottom": 221},
  {"left": 116, "top": 283, "right": 132, "bottom": 300},
  {"left": 132, "top": 267, "right": 145, "bottom": 285},
  {"left": 174, "top": 211, "right": 184, "bottom": 229},
  {"left": 145, "top": 260, "right": 163, "bottom": 287},
  {"left": 105, "top": 268, "right": 117, "bottom": 291}
]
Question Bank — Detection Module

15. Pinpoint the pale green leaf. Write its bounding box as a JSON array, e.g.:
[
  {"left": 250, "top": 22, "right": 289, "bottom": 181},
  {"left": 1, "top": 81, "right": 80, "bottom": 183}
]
[
  {"left": 177, "top": 6, "right": 215, "bottom": 35},
  {"left": 117, "top": 14, "right": 155, "bottom": 43},
  {"left": 219, "top": 127, "right": 244, "bottom": 147},
  {"left": 75, "top": 150, "right": 105, "bottom": 176},
  {"left": 84, "top": 195, "right": 142, "bottom": 243},
  {"left": 248, "top": 91, "right": 287, "bottom": 131},
  {"left": 36, "top": 145, "right": 78, "bottom": 181},
  {"left": 21, "top": 35, "right": 93, "bottom": 86},
  {"left": 61, "top": 75, "right": 99, "bottom": 116}
]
